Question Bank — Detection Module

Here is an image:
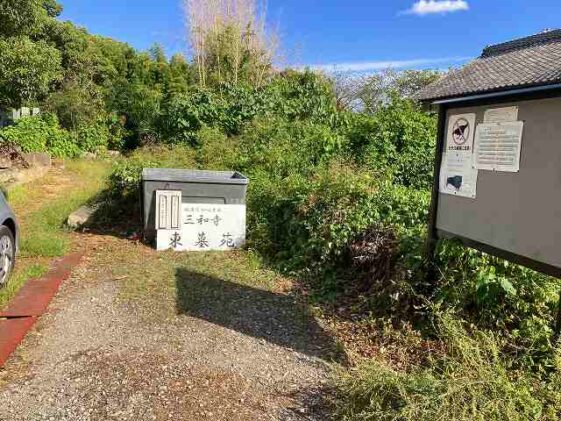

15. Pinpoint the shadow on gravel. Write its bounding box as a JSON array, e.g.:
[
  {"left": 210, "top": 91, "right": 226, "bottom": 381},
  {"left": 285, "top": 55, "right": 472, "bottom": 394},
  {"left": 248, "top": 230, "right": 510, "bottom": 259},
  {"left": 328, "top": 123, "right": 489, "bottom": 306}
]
[{"left": 176, "top": 268, "right": 347, "bottom": 364}]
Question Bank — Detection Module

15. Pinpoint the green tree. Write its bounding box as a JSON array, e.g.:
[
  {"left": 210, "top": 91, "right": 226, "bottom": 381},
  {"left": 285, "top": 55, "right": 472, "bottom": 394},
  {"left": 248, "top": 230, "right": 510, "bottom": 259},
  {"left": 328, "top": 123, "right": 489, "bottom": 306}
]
[
  {"left": 45, "top": 80, "right": 105, "bottom": 129},
  {"left": 0, "top": 0, "right": 49, "bottom": 36},
  {"left": 356, "top": 70, "right": 442, "bottom": 114},
  {"left": 148, "top": 43, "right": 168, "bottom": 86},
  {"left": 163, "top": 54, "right": 194, "bottom": 98},
  {"left": 0, "top": 37, "right": 62, "bottom": 108},
  {"left": 42, "top": 0, "right": 63, "bottom": 17},
  {"left": 149, "top": 43, "right": 167, "bottom": 63},
  {"left": 42, "top": 20, "right": 134, "bottom": 128}
]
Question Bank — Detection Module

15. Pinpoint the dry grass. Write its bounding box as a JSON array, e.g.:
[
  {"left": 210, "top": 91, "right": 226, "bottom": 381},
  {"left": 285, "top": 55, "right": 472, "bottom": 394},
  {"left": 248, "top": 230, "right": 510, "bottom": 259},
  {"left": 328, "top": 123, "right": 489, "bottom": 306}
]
[{"left": 333, "top": 315, "right": 561, "bottom": 420}]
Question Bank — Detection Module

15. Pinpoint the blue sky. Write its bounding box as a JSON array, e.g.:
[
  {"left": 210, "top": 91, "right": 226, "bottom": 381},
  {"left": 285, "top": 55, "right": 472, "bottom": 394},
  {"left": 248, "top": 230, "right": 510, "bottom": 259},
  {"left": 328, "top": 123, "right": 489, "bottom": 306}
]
[{"left": 60, "top": 1, "right": 561, "bottom": 73}]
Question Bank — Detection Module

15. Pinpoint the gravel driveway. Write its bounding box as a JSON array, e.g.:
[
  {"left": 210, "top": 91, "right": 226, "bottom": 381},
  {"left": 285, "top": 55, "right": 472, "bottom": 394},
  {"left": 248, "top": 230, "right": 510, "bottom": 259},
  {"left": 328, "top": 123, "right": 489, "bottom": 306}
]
[{"left": 0, "top": 235, "right": 339, "bottom": 420}]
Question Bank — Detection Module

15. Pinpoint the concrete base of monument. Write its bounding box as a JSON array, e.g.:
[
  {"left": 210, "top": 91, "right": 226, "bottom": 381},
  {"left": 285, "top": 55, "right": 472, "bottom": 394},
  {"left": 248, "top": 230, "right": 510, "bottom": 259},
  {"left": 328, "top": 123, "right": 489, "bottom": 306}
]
[
  {"left": 156, "top": 204, "right": 246, "bottom": 252},
  {"left": 156, "top": 229, "right": 246, "bottom": 251}
]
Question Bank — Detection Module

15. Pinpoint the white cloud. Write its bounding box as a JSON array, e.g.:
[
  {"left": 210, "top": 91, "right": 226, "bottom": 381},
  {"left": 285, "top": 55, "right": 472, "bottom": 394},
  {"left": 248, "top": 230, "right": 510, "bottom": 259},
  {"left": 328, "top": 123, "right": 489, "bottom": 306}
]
[
  {"left": 303, "top": 56, "right": 469, "bottom": 74},
  {"left": 403, "top": 0, "right": 469, "bottom": 16}
]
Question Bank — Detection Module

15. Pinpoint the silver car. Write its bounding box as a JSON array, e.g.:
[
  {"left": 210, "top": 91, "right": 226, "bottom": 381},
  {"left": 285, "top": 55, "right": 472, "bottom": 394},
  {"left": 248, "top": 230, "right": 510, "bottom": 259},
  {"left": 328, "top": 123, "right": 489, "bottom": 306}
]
[{"left": 0, "top": 190, "right": 17, "bottom": 287}]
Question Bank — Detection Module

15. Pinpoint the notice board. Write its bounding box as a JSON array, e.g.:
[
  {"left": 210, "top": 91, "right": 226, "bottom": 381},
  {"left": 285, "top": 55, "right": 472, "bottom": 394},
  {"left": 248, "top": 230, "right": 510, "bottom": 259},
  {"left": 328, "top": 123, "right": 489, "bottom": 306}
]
[{"left": 435, "top": 96, "right": 561, "bottom": 276}]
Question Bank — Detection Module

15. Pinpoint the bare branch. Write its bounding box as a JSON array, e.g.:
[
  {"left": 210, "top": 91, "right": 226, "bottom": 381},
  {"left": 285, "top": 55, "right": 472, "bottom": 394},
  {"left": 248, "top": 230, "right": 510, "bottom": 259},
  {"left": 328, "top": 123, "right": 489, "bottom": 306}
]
[{"left": 184, "top": 0, "right": 278, "bottom": 87}]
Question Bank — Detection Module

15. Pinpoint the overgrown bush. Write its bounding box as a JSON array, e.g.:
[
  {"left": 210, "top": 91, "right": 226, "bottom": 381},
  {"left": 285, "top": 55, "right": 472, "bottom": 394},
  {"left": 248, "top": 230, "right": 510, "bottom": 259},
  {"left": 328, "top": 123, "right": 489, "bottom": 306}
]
[
  {"left": 47, "top": 129, "right": 80, "bottom": 158},
  {"left": 245, "top": 155, "right": 429, "bottom": 284},
  {"left": 108, "top": 145, "right": 198, "bottom": 200},
  {"left": 106, "top": 113, "right": 130, "bottom": 151},
  {"left": 0, "top": 116, "right": 48, "bottom": 152},
  {"left": 158, "top": 71, "right": 341, "bottom": 146},
  {"left": 159, "top": 83, "right": 268, "bottom": 145},
  {"left": 110, "top": 79, "right": 163, "bottom": 148},
  {"left": 195, "top": 126, "right": 241, "bottom": 170},
  {"left": 433, "top": 241, "right": 561, "bottom": 370},
  {"left": 0, "top": 113, "right": 79, "bottom": 157},
  {"left": 346, "top": 95, "right": 437, "bottom": 189},
  {"left": 249, "top": 163, "right": 381, "bottom": 272},
  {"left": 264, "top": 70, "right": 338, "bottom": 125},
  {"left": 237, "top": 117, "right": 346, "bottom": 178},
  {"left": 44, "top": 80, "right": 106, "bottom": 130},
  {"left": 74, "top": 122, "right": 110, "bottom": 153},
  {"left": 159, "top": 88, "right": 223, "bottom": 145},
  {"left": 334, "top": 315, "right": 561, "bottom": 420}
]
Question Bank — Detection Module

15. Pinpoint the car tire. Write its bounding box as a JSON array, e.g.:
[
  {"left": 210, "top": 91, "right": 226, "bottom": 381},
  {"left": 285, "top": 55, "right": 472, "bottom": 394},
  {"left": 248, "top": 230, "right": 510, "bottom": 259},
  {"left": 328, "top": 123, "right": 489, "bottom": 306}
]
[{"left": 0, "top": 225, "right": 15, "bottom": 288}]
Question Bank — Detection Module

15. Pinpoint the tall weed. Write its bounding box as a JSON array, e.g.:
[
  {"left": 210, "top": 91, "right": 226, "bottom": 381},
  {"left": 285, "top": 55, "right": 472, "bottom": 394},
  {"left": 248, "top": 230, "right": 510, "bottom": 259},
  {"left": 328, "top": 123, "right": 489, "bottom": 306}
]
[{"left": 334, "top": 315, "right": 560, "bottom": 421}]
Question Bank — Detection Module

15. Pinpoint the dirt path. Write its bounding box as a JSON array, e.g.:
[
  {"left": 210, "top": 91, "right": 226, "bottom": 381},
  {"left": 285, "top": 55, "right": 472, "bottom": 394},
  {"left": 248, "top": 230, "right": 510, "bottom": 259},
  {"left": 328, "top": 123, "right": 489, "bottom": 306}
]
[{"left": 0, "top": 229, "right": 339, "bottom": 419}]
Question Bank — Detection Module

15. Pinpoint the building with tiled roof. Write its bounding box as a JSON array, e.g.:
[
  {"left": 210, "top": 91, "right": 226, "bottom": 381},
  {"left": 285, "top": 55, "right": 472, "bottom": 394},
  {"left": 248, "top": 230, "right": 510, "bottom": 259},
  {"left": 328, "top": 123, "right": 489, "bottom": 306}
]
[{"left": 417, "top": 30, "right": 561, "bottom": 102}]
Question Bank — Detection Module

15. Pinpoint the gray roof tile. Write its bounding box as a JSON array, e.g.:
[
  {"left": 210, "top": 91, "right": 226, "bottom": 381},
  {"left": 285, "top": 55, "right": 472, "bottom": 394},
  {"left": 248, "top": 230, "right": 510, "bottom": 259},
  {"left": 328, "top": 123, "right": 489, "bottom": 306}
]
[{"left": 416, "top": 30, "right": 561, "bottom": 101}]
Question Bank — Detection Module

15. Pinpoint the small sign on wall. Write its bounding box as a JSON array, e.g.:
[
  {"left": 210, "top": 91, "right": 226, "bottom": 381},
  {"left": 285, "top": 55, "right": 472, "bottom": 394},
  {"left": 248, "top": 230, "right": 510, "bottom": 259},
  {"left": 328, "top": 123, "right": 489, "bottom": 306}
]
[
  {"left": 155, "top": 190, "right": 182, "bottom": 230},
  {"left": 439, "top": 113, "right": 478, "bottom": 198},
  {"left": 156, "top": 202, "right": 246, "bottom": 251},
  {"left": 483, "top": 106, "right": 518, "bottom": 123}
]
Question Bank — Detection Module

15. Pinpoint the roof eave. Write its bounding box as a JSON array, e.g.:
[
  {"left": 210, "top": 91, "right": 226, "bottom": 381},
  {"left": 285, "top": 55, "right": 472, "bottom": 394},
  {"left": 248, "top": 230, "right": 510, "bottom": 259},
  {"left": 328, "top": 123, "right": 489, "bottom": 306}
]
[{"left": 419, "top": 81, "right": 561, "bottom": 106}]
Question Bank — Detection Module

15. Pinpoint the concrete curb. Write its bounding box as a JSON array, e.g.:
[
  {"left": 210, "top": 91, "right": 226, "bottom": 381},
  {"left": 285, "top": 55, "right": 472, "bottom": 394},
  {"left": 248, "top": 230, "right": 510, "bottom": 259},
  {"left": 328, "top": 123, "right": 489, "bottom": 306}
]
[{"left": 0, "top": 252, "right": 84, "bottom": 367}]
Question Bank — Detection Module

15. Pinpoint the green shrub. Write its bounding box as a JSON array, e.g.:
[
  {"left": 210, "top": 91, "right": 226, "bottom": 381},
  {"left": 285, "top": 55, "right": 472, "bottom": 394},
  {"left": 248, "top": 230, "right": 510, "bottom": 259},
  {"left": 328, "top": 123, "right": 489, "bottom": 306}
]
[
  {"left": 107, "top": 113, "right": 130, "bottom": 150},
  {"left": 159, "top": 88, "right": 223, "bottom": 145},
  {"left": 111, "top": 80, "right": 163, "bottom": 148},
  {"left": 0, "top": 113, "right": 79, "bottom": 157},
  {"left": 46, "top": 129, "right": 80, "bottom": 158},
  {"left": 334, "top": 315, "right": 560, "bottom": 421},
  {"left": 217, "top": 83, "right": 267, "bottom": 135},
  {"left": 237, "top": 117, "right": 346, "bottom": 178},
  {"left": 246, "top": 157, "right": 429, "bottom": 280},
  {"left": 196, "top": 126, "right": 241, "bottom": 170},
  {"left": 264, "top": 70, "right": 338, "bottom": 125},
  {"left": 159, "top": 83, "right": 264, "bottom": 144},
  {"left": 74, "top": 122, "right": 110, "bottom": 153},
  {"left": 158, "top": 71, "right": 340, "bottom": 146},
  {"left": 346, "top": 96, "right": 437, "bottom": 189},
  {"left": 0, "top": 115, "right": 49, "bottom": 152},
  {"left": 269, "top": 163, "right": 381, "bottom": 270},
  {"left": 108, "top": 145, "right": 198, "bottom": 198},
  {"left": 433, "top": 241, "right": 561, "bottom": 370},
  {"left": 44, "top": 80, "right": 106, "bottom": 130},
  {"left": 108, "top": 159, "right": 149, "bottom": 199}
]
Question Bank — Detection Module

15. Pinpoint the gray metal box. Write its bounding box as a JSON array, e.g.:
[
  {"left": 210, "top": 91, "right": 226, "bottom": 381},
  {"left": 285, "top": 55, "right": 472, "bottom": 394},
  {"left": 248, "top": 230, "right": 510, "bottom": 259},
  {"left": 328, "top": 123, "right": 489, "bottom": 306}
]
[{"left": 141, "top": 168, "right": 249, "bottom": 240}]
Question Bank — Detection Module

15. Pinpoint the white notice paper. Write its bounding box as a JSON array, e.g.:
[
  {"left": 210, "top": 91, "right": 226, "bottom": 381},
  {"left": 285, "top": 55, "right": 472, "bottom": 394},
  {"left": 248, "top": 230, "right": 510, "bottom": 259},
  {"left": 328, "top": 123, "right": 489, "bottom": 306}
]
[
  {"left": 440, "top": 153, "right": 478, "bottom": 198},
  {"left": 439, "top": 113, "right": 478, "bottom": 198},
  {"left": 155, "top": 190, "right": 182, "bottom": 230},
  {"left": 157, "top": 203, "right": 246, "bottom": 251},
  {"left": 475, "top": 121, "right": 524, "bottom": 172},
  {"left": 484, "top": 106, "right": 518, "bottom": 123}
]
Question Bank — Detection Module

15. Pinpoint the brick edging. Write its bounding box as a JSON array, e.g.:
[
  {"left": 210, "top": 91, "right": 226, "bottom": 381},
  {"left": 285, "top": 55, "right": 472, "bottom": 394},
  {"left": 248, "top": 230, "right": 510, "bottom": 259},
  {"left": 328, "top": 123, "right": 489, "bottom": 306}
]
[{"left": 0, "top": 251, "right": 84, "bottom": 367}]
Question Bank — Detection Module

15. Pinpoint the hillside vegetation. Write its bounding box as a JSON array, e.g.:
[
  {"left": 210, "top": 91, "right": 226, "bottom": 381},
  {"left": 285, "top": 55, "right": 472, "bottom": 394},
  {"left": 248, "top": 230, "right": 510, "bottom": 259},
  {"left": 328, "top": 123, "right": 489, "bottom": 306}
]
[{"left": 1, "top": 0, "right": 561, "bottom": 419}]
